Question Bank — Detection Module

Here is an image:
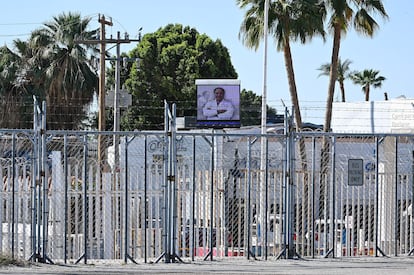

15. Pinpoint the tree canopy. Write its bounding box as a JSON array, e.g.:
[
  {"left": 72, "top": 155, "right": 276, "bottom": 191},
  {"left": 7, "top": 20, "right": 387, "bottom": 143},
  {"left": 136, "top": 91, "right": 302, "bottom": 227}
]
[
  {"left": 120, "top": 24, "right": 239, "bottom": 130},
  {"left": 0, "top": 12, "right": 98, "bottom": 130},
  {"left": 349, "top": 69, "right": 386, "bottom": 101}
]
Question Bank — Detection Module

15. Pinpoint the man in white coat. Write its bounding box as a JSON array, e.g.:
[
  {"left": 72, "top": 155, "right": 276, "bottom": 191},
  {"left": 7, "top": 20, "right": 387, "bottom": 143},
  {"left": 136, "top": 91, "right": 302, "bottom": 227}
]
[{"left": 202, "top": 87, "right": 234, "bottom": 120}]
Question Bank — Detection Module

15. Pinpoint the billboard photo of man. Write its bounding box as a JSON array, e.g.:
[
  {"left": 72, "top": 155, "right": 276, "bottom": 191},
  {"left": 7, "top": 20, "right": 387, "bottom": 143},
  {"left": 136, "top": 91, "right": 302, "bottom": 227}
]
[
  {"left": 195, "top": 79, "right": 240, "bottom": 128},
  {"left": 202, "top": 87, "right": 234, "bottom": 120}
]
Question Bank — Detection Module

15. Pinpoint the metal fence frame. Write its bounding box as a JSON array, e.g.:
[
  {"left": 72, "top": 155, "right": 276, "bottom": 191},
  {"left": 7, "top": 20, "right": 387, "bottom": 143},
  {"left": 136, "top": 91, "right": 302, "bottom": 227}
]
[{"left": 1, "top": 106, "right": 414, "bottom": 264}]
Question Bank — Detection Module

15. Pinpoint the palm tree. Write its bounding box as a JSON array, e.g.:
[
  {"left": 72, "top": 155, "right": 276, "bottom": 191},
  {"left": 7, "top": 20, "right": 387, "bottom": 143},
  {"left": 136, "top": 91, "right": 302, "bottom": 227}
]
[
  {"left": 349, "top": 69, "right": 385, "bottom": 101},
  {"left": 237, "top": 1, "right": 326, "bottom": 257},
  {"left": 237, "top": 0, "right": 326, "bottom": 133},
  {"left": 27, "top": 12, "right": 99, "bottom": 129},
  {"left": 317, "top": 58, "right": 352, "bottom": 102},
  {"left": 319, "top": 1, "right": 388, "bottom": 220},
  {"left": 0, "top": 46, "right": 31, "bottom": 128},
  {"left": 323, "top": 0, "right": 388, "bottom": 132},
  {"left": 237, "top": 0, "right": 326, "bottom": 179}
]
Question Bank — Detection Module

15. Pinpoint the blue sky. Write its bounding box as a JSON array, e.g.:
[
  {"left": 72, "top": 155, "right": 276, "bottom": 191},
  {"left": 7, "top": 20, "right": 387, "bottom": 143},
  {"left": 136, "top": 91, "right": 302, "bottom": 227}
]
[{"left": 0, "top": 0, "right": 411, "bottom": 123}]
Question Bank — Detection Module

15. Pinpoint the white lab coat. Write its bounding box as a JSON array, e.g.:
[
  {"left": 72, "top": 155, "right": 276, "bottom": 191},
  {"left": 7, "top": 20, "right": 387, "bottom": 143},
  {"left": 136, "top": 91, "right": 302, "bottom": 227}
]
[{"left": 202, "top": 99, "right": 234, "bottom": 120}]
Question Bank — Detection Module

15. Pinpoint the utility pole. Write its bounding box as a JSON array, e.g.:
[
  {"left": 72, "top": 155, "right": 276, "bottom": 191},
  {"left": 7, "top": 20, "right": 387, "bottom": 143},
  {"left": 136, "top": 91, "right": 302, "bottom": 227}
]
[
  {"left": 98, "top": 15, "right": 112, "bottom": 171},
  {"left": 75, "top": 14, "right": 140, "bottom": 171}
]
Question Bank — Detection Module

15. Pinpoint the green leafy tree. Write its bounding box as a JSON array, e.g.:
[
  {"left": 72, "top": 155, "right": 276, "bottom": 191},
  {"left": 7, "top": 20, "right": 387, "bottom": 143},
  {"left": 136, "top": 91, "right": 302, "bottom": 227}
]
[
  {"left": 322, "top": 0, "right": 388, "bottom": 132},
  {"left": 240, "top": 89, "right": 277, "bottom": 126},
  {"left": 318, "top": 58, "right": 352, "bottom": 102},
  {"left": 122, "top": 24, "right": 238, "bottom": 130},
  {"left": 25, "top": 12, "right": 99, "bottom": 130},
  {"left": 349, "top": 69, "right": 385, "bottom": 101}
]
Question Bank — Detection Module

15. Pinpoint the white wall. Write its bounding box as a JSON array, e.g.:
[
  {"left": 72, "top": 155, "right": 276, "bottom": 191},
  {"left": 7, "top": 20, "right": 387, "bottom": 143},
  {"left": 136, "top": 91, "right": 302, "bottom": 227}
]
[{"left": 332, "top": 97, "right": 414, "bottom": 133}]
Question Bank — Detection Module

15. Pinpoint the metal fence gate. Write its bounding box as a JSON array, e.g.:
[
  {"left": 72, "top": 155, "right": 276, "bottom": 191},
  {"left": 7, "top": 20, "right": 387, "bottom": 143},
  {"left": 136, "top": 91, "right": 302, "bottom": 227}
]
[{"left": 1, "top": 103, "right": 414, "bottom": 264}]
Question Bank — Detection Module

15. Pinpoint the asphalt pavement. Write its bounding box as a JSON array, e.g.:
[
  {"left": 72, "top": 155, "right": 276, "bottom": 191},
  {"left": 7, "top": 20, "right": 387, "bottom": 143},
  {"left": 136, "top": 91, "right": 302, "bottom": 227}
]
[{"left": 1, "top": 256, "right": 414, "bottom": 274}]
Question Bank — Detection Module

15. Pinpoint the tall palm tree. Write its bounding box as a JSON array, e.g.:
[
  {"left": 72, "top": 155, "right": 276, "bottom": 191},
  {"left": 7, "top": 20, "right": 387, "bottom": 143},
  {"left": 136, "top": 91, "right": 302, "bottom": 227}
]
[
  {"left": 237, "top": 0, "right": 326, "bottom": 134},
  {"left": 323, "top": 0, "right": 388, "bottom": 132},
  {"left": 237, "top": 0, "right": 326, "bottom": 180},
  {"left": 319, "top": 1, "right": 388, "bottom": 221},
  {"left": 317, "top": 58, "right": 352, "bottom": 102},
  {"left": 237, "top": 1, "right": 326, "bottom": 257},
  {"left": 28, "top": 12, "right": 99, "bottom": 129},
  {"left": 349, "top": 69, "right": 385, "bottom": 101}
]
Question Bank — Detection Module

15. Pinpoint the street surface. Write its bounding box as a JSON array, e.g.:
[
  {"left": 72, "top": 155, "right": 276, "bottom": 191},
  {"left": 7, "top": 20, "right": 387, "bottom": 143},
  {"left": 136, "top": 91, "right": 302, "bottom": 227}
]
[{"left": 1, "top": 256, "right": 414, "bottom": 274}]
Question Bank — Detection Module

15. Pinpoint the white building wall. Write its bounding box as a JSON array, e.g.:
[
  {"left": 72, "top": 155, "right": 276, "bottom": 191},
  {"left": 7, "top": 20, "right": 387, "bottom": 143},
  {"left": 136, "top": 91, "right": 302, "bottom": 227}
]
[{"left": 332, "top": 97, "right": 414, "bottom": 133}]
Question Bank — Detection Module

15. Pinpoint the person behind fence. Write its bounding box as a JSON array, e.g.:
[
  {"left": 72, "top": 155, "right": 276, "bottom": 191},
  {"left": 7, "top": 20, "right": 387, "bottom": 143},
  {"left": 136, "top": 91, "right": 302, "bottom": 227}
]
[{"left": 202, "top": 87, "right": 234, "bottom": 120}]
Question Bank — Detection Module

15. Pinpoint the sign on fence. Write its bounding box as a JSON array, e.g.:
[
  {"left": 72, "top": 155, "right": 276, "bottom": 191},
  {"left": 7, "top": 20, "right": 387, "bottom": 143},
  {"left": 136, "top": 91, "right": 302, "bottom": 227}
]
[{"left": 348, "top": 159, "right": 364, "bottom": 186}]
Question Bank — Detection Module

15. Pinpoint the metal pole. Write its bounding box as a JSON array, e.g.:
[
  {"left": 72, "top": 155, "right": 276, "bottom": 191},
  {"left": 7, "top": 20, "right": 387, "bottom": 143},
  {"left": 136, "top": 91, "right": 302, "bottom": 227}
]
[
  {"left": 394, "top": 137, "right": 398, "bottom": 256},
  {"left": 63, "top": 134, "right": 68, "bottom": 263},
  {"left": 191, "top": 136, "right": 196, "bottom": 261},
  {"left": 411, "top": 150, "right": 414, "bottom": 254},
  {"left": 124, "top": 136, "right": 129, "bottom": 263},
  {"left": 209, "top": 130, "right": 215, "bottom": 261},
  {"left": 246, "top": 137, "right": 252, "bottom": 260},
  {"left": 31, "top": 96, "right": 39, "bottom": 261},
  {"left": 83, "top": 135, "right": 88, "bottom": 264},
  {"left": 11, "top": 133, "right": 16, "bottom": 258},
  {"left": 36, "top": 111, "right": 42, "bottom": 261},
  {"left": 286, "top": 110, "right": 295, "bottom": 258},
  {"left": 259, "top": 0, "right": 269, "bottom": 259},
  {"left": 264, "top": 138, "right": 269, "bottom": 259},
  {"left": 331, "top": 136, "right": 336, "bottom": 258},
  {"left": 163, "top": 101, "right": 170, "bottom": 263},
  {"left": 144, "top": 135, "right": 148, "bottom": 263},
  {"left": 123, "top": 135, "right": 138, "bottom": 264},
  {"left": 41, "top": 101, "right": 48, "bottom": 262},
  {"left": 311, "top": 137, "right": 316, "bottom": 258},
  {"left": 171, "top": 104, "right": 178, "bottom": 260},
  {"left": 277, "top": 108, "right": 289, "bottom": 260},
  {"left": 375, "top": 137, "right": 380, "bottom": 257},
  {"left": 74, "top": 134, "right": 89, "bottom": 264}
]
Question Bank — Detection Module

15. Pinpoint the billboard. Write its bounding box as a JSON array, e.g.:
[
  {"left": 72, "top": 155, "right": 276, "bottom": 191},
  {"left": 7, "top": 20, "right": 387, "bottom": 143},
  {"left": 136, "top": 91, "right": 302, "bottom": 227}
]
[{"left": 195, "top": 79, "right": 240, "bottom": 128}]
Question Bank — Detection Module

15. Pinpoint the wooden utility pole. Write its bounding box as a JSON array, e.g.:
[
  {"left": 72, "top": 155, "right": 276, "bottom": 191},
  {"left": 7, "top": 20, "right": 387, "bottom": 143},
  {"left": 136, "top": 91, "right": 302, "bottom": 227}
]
[
  {"left": 98, "top": 15, "right": 113, "bottom": 171},
  {"left": 75, "top": 14, "right": 140, "bottom": 171}
]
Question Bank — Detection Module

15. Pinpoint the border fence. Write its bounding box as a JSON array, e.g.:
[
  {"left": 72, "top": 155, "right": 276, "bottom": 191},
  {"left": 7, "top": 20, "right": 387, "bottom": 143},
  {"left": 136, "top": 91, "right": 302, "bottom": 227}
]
[{"left": 0, "top": 102, "right": 414, "bottom": 264}]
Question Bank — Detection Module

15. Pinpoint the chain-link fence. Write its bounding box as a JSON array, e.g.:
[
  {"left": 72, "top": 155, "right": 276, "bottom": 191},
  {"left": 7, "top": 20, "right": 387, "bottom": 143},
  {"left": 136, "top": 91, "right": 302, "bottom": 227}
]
[{"left": 1, "top": 127, "right": 414, "bottom": 263}]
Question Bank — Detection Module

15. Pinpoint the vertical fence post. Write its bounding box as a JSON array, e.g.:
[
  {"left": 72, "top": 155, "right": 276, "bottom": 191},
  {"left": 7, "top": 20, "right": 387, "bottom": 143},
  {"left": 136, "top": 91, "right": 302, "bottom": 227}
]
[
  {"left": 409, "top": 150, "right": 414, "bottom": 255},
  {"left": 375, "top": 137, "right": 380, "bottom": 257},
  {"left": 330, "top": 136, "right": 337, "bottom": 258},
  {"left": 394, "top": 137, "right": 398, "bottom": 256},
  {"left": 264, "top": 138, "right": 269, "bottom": 259},
  {"left": 83, "top": 135, "right": 88, "bottom": 264},
  {"left": 311, "top": 137, "right": 316, "bottom": 258},
  {"left": 75, "top": 135, "right": 88, "bottom": 264},
  {"left": 30, "top": 96, "right": 39, "bottom": 261},
  {"left": 144, "top": 135, "right": 148, "bottom": 263},
  {"left": 191, "top": 136, "right": 196, "bottom": 261},
  {"left": 41, "top": 100, "right": 52, "bottom": 263},
  {"left": 170, "top": 104, "right": 179, "bottom": 261},
  {"left": 159, "top": 101, "right": 169, "bottom": 263},
  {"left": 207, "top": 130, "right": 215, "bottom": 261},
  {"left": 246, "top": 137, "right": 252, "bottom": 260},
  {"left": 11, "top": 133, "right": 16, "bottom": 259},
  {"left": 124, "top": 135, "right": 138, "bottom": 264},
  {"left": 286, "top": 110, "right": 294, "bottom": 259},
  {"left": 63, "top": 134, "right": 68, "bottom": 263},
  {"left": 374, "top": 136, "right": 386, "bottom": 257}
]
